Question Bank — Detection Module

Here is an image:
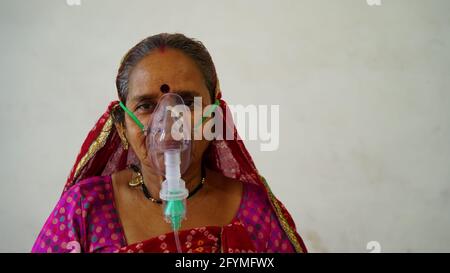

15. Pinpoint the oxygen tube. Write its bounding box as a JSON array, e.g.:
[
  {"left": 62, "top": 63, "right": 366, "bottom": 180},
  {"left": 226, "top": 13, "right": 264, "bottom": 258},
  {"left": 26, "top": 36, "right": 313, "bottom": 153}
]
[{"left": 160, "top": 150, "right": 188, "bottom": 252}]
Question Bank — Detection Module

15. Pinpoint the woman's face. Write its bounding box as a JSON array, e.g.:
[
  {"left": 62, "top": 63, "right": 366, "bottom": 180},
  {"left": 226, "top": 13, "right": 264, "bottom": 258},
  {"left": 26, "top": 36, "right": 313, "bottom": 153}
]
[{"left": 122, "top": 48, "right": 213, "bottom": 176}]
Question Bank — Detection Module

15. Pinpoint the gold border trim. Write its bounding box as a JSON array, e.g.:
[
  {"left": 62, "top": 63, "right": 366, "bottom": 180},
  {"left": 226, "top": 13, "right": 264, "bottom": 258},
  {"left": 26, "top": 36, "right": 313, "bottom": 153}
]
[
  {"left": 259, "top": 175, "right": 304, "bottom": 253},
  {"left": 72, "top": 116, "right": 114, "bottom": 182}
]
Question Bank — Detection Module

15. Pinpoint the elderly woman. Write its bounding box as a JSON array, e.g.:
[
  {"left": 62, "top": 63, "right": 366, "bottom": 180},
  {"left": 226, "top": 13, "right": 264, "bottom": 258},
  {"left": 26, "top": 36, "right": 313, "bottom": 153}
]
[{"left": 32, "top": 33, "right": 307, "bottom": 253}]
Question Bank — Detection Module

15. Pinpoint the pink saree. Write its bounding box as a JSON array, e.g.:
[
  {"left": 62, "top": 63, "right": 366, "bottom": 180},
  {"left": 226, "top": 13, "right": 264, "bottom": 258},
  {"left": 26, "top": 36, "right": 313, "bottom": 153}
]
[{"left": 31, "top": 94, "right": 307, "bottom": 253}]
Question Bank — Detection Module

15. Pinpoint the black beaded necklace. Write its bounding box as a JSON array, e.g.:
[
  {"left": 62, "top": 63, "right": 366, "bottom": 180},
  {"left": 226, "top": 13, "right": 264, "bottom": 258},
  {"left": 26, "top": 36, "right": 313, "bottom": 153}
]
[{"left": 128, "top": 164, "right": 205, "bottom": 204}]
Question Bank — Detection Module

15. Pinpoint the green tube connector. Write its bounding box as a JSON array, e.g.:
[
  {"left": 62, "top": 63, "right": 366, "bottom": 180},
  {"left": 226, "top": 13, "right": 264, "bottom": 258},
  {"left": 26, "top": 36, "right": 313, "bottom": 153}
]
[{"left": 164, "top": 199, "right": 186, "bottom": 231}]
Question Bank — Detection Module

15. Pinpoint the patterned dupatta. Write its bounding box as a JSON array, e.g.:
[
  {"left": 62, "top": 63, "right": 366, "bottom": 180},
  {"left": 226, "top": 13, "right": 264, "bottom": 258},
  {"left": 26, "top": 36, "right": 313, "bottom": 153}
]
[{"left": 62, "top": 91, "right": 307, "bottom": 253}]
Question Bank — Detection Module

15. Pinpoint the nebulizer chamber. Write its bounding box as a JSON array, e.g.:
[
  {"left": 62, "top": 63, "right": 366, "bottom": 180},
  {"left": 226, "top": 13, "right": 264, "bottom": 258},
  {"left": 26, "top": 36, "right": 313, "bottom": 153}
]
[{"left": 146, "top": 93, "right": 192, "bottom": 243}]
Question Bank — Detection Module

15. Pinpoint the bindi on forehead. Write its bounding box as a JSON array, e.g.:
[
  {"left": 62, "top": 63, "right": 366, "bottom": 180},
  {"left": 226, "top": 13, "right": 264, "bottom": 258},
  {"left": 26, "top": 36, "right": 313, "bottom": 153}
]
[{"left": 160, "top": 83, "right": 170, "bottom": 93}]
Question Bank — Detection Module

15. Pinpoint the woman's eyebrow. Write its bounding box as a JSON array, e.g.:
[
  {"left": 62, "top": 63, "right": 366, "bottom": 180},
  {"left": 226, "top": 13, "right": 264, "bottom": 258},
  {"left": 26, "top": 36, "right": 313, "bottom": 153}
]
[
  {"left": 172, "top": 90, "right": 201, "bottom": 97},
  {"left": 129, "top": 90, "right": 201, "bottom": 105},
  {"left": 130, "top": 94, "right": 159, "bottom": 104}
]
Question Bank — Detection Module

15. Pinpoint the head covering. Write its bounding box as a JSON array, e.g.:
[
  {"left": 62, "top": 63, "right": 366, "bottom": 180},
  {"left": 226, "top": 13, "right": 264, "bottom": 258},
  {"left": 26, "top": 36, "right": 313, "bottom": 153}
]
[{"left": 62, "top": 81, "right": 307, "bottom": 253}]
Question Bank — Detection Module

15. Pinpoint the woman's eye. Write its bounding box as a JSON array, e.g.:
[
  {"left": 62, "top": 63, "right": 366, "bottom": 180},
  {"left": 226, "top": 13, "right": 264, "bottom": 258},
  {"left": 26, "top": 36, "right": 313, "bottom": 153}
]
[{"left": 136, "top": 103, "right": 156, "bottom": 112}]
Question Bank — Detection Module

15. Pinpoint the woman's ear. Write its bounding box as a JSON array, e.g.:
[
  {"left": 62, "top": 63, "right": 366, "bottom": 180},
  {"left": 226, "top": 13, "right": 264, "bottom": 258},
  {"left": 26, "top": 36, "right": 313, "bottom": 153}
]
[
  {"left": 111, "top": 104, "right": 129, "bottom": 149},
  {"left": 115, "top": 121, "right": 129, "bottom": 150}
]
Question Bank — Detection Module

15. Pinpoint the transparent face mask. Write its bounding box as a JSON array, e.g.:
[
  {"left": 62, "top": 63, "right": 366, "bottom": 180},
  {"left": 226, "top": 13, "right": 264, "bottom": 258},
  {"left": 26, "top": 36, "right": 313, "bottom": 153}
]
[
  {"left": 146, "top": 93, "right": 192, "bottom": 176},
  {"left": 119, "top": 93, "right": 219, "bottom": 234}
]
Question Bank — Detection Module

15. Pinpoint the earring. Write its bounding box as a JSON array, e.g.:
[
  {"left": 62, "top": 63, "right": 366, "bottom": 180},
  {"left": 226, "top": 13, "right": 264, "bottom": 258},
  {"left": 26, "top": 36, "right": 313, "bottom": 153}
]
[{"left": 128, "top": 164, "right": 143, "bottom": 187}]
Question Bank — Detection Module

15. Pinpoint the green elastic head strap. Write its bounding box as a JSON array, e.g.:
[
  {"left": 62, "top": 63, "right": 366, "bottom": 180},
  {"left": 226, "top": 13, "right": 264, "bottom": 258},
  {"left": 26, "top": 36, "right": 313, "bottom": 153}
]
[
  {"left": 119, "top": 101, "right": 145, "bottom": 132},
  {"left": 119, "top": 99, "right": 220, "bottom": 133}
]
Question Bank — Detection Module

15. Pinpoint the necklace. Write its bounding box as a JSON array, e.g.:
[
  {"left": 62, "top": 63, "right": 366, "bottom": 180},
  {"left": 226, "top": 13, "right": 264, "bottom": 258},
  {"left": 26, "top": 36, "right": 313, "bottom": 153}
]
[{"left": 128, "top": 164, "right": 206, "bottom": 204}]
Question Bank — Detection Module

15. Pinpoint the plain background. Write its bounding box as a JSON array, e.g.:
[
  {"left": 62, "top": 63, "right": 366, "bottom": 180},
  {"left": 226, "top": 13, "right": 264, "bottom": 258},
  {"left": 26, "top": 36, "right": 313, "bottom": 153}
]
[{"left": 1, "top": 0, "right": 449, "bottom": 252}]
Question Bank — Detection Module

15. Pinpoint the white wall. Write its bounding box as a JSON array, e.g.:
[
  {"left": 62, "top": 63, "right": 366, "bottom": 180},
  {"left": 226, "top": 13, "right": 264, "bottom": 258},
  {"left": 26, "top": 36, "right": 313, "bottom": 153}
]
[{"left": 1, "top": 0, "right": 449, "bottom": 252}]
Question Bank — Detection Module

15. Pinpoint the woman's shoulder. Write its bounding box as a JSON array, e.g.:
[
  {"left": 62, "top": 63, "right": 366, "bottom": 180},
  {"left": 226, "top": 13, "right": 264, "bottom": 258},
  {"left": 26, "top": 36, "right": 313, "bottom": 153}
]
[
  {"left": 32, "top": 175, "right": 124, "bottom": 253},
  {"left": 61, "top": 175, "right": 114, "bottom": 209},
  {"left": 242, "top": 181, "right": 271, "bottom": 206},
  {"left": 65, "top": 175, "right": 112, "bottom": 196},
  {"left": 242, "top": 179, "right": 296, "bottom": 227}
]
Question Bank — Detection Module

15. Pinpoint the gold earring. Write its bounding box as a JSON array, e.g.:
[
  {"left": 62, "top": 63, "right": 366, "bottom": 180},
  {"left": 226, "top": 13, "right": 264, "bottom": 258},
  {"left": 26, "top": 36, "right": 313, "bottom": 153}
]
[{"left": 128, "top": 164, "right": 143, "bottom": 187}]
